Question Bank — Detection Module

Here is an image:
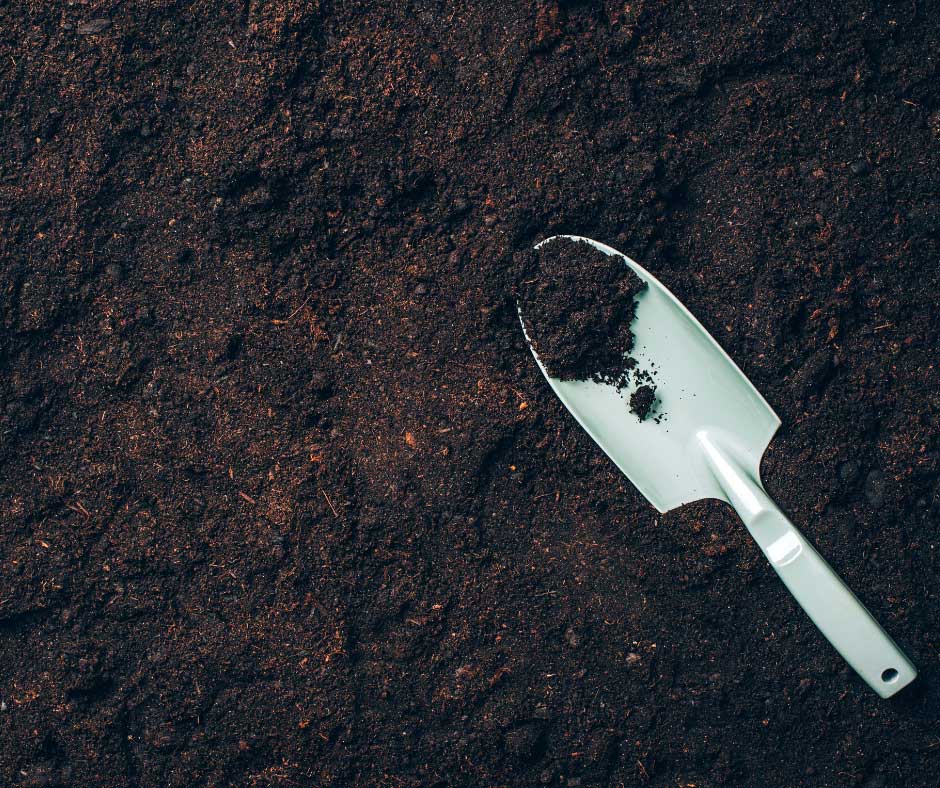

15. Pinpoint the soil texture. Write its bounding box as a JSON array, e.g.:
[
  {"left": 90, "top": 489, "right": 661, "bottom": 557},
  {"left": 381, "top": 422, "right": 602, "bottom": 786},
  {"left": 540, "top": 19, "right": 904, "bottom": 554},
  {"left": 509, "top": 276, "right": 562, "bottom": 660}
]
[
  {"left": 2, "top": 2, "right": 940, "bottom": 787},
  {"left": 520, "top": 237, "right": 645, "bottom": 384},
  {"left": 630, "top": 384, "right": 657, "bottom": 421}
]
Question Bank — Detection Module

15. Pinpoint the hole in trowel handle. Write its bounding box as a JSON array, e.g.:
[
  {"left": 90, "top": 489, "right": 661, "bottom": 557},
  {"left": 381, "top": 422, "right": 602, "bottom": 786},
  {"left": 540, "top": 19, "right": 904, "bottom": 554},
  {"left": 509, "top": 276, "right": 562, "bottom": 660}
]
[{"left": 881, "top": 668, "right": 900, "bottom": 684}]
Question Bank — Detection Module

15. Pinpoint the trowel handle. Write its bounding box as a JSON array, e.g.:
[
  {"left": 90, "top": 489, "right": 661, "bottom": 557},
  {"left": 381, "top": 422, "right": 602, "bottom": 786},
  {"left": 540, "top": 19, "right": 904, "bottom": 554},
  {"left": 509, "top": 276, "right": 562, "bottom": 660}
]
[
  {"left": 697, "top": 432, "right": 917, "bottom": 697},
  {"left": 745, "top": 503, "right": 916, "bottom": 697}
]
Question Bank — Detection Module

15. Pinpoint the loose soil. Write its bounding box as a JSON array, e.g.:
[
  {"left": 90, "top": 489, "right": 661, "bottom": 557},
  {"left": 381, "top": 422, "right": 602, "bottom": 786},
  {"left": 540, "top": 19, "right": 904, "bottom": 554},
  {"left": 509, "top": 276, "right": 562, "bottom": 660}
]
[
  {"left": 2, "top": 3, "right": 940, "bottom": 787},
  {"left": 519, "top": 237, "right": 646, "bottom": 385},
  {"left": 630, "top": 384, "right": 656, "bottom": 422}
]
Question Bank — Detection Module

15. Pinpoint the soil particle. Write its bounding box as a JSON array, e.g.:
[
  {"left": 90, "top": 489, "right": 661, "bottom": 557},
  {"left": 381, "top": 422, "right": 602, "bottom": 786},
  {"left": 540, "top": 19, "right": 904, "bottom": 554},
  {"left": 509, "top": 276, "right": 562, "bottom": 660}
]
[{"left": 630, "top": 384, "right": 656, "bottom": 421}]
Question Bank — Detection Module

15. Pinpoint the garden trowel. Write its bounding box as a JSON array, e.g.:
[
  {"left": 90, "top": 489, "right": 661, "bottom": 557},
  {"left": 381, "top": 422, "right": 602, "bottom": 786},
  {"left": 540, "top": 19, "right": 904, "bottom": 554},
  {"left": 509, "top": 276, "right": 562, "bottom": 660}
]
[{"left": 521, "top": 235, "right": 916, "bottom": 698}]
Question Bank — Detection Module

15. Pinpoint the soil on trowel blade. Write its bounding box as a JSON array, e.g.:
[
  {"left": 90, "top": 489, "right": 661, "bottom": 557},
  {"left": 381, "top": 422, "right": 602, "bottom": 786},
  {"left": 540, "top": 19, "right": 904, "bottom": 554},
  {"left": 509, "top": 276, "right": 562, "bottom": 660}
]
[
  {"left": 630, "top": 384, "right": 657, "bottom": 421},
  {"left": 520, "top": 237, "right": 646, "bottom": 386}
]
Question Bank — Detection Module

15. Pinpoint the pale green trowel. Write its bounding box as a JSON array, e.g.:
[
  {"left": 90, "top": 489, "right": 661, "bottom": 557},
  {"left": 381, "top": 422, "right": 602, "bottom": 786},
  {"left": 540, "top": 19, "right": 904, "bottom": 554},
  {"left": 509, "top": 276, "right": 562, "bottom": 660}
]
[{"left": 521, "top": 235, "right": 916, "bottom": 698}]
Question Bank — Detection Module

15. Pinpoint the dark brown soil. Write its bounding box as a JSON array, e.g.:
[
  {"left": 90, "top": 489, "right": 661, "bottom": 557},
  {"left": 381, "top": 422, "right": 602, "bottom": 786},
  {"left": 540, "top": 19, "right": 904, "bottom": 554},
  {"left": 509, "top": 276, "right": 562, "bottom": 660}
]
[
  {"left": 520, "top": 237, "right": 646, "bottom": 384},
  {"left": 2, "top": 3, "right": 940, "bottom": 787},
  {"left": 630, "top": 384, "right": 657, "bottom": 421}
]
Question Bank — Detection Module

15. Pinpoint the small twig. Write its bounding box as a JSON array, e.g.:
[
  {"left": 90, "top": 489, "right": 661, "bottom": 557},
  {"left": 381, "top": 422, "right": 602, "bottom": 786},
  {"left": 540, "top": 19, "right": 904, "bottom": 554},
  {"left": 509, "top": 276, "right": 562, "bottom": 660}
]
[
  {"left": 321, "top": 489, "right": 339, "bottom": 517},
  {"left": 65, "top": 501, "right": 91, "bottom": 519},
  {"left": 272, "top": 292, "right": 313, "bottom": 325}
]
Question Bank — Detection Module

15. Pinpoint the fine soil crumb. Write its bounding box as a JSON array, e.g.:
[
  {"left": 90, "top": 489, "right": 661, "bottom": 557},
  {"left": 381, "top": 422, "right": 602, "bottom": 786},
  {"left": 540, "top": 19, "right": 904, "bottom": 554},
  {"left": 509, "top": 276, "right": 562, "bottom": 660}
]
[
  {"left": 520, "top": 238, "right": 646, "bottom": 385},
  {"left": 630, "top": 384, "right": 656, "bottom": 421}
]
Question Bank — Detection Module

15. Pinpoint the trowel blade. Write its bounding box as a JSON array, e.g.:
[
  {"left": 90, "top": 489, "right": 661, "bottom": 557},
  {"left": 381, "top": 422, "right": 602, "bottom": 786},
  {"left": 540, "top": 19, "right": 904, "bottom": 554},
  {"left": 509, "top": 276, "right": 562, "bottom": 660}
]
[{"left": 522, "top": 235, "right": 780, "bottom": 513}]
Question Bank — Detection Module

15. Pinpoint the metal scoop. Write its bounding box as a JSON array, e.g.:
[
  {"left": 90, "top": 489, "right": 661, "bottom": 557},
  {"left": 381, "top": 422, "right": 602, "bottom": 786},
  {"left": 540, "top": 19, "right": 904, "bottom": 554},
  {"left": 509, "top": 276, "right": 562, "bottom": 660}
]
[{"left": 521, "top": 235, "right": 916, "bottom": 698}]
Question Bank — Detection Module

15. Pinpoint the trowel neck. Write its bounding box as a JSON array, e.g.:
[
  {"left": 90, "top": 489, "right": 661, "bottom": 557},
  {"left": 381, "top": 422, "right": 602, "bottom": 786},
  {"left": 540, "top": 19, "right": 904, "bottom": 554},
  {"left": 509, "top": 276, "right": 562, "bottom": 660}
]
[{"left": 695, "top": 429, "right": 795, "bottom": 562}]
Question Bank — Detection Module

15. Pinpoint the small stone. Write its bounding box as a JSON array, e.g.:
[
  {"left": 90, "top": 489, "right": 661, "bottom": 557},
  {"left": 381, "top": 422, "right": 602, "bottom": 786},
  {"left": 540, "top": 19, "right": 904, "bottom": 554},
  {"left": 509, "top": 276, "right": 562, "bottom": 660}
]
[
  {"left": 850, "top": 159, "right": 871, "bottom": 176},
  {"left": 104, "top": 263, "right": 123, "bottom": 281},
  {"left": 77, "top": 18, "right": 111, "bottom": 35},
  {"left": 564, "top": 627, "right": 580, "bottom": 648},
  {"left": 448, "top": 250, "right": 460, "bottom": 266},
  {"left": 626, "top": 652, "right": 642, "bottom": 665},
  {"left": 483, "top": 213, "right": 498, "bottom": 227},
  {"left": 414, "top": 283, "right": 428, "bottom": 295}
]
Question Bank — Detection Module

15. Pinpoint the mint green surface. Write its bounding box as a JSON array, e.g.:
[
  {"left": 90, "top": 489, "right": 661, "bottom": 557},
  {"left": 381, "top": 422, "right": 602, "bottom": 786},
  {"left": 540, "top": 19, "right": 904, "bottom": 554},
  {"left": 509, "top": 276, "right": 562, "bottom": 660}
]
[{"left": 522, "top": 235, "right": 916, "bottom": 698}]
